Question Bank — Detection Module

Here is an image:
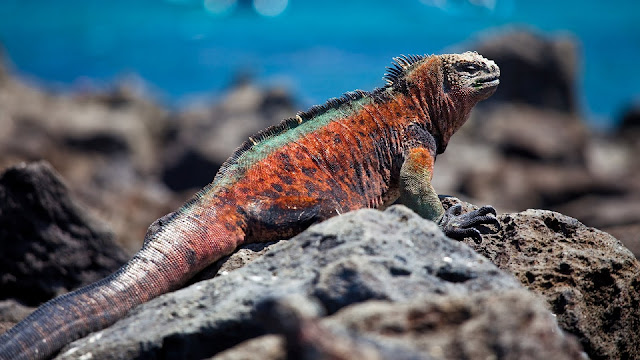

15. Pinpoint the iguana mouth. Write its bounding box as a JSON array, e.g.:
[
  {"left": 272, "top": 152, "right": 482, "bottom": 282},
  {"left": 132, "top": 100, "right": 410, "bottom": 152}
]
[{"left": 475, "top": 75, "right": 500, "bottom": 88}]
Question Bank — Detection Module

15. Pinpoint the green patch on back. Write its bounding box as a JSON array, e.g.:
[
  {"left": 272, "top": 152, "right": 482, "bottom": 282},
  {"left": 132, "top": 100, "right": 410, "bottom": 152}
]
[{"left": 212, "top": 92, "right": 374, "bottom": 187}]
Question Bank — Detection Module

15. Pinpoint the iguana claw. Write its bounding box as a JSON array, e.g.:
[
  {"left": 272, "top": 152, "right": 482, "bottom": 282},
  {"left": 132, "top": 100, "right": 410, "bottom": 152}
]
[{"left": 439, "top": 204, "right": 500, "bottom": 244}]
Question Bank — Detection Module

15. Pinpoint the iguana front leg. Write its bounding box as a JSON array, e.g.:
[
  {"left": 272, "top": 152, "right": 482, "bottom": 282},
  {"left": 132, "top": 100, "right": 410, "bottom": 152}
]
[
  {"left": 398, "top": 147, "right": 445, "bottom": 221},
  {"left": 438, "top": 203, "right": 499, "bottom": 243},
  {"left": 398, "top": 145, "right": 499, "bottom": 243}
]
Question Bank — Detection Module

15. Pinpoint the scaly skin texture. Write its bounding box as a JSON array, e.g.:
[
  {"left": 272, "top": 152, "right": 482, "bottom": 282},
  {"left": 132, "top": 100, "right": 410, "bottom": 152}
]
[{"left": 0, "top": 52, "right": 500, "bottom": 360}]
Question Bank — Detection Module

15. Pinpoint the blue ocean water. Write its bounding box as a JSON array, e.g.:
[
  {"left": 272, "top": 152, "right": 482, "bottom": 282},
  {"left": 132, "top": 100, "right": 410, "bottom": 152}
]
[{"left": 0, "top": 0, "right": 638, "bottom": 128}]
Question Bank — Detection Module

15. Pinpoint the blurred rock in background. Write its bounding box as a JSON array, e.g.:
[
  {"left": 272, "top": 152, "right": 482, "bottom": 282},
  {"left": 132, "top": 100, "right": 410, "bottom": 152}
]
[
  {"left": 161, "top": 74, "right": 296, "bottom": 192},
  {"left": 474, "top": 30, "right": 579, "bottom": 113}
]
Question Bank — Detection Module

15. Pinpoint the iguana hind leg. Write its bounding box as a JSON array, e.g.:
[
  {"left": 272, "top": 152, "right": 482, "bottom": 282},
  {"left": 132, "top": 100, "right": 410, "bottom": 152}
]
[{"left": 244, "top": 195, "right": 342, "bottom": 241}]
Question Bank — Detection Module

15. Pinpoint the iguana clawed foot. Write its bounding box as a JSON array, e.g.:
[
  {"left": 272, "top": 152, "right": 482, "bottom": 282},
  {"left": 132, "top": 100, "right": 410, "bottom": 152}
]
[{"left": 439, "top": 204, "right": 500, "bottom": 244}]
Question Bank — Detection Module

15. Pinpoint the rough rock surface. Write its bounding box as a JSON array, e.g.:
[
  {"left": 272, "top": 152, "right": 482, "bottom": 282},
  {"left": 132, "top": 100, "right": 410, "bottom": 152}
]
[
  {"left": 0, "top": 161, "right": 128, "bottom": 307},
  {"left": 56, "top": 206, "right": 531, "bottom": 359},
  {"left": 325, "top": 290, "right": 584, "bottom": 360},
  {"left": 217, "top": 290, "right": 584, "bottom": 360},
  {"left": 460, "top": 206, "right": 640, "bottom": 360}
]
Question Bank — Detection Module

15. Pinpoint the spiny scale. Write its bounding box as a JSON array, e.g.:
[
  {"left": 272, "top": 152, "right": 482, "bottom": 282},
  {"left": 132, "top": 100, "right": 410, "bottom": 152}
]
[{"left": 384, "top": 54, "right": 427, "bottom": 85}]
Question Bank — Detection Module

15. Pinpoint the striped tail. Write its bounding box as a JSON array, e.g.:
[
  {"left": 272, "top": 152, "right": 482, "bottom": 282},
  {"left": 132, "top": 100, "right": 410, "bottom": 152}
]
[{"left": 0, "top": 206, "right": 245, "bottom": 360}]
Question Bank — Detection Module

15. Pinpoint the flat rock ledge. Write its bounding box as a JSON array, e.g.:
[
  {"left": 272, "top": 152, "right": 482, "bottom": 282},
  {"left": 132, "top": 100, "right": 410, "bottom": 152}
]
[{"left": 57, "top": 205, "right": 590, "bottom": 360}]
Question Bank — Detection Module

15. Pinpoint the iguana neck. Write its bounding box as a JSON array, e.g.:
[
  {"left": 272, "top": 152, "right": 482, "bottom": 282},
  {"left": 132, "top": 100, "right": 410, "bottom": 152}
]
[{"left": 397, "top": 57, "right": 473, "bottom": 154}]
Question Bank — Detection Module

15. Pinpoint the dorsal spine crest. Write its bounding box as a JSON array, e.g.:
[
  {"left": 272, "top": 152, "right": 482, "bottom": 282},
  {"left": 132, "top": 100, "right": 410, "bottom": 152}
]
[{"left": 383, "top": 54, "right": 428, "bottom": 86}]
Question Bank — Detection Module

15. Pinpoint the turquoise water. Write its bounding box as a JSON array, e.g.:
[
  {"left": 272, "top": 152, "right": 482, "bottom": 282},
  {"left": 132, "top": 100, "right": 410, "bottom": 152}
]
[{"left": 0, "top": 0, "right": 638, "bottom": 128}]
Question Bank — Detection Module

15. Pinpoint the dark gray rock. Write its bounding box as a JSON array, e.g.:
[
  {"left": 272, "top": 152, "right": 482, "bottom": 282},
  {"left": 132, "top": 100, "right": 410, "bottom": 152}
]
[
  {"left": 0, "top": 161, "right": 128, "bottom": 307},
  {"left": 161, "top": 147, "right": 222, "bottom": 192},
  {"left": 62, "top": 132, "right": 131, "bottom": 157},
  {"left": 461, "top": 207, "right": 640, "bottom": 360},
  {"left": 57, "top": 205, "right": 525, "bottom": 359}
]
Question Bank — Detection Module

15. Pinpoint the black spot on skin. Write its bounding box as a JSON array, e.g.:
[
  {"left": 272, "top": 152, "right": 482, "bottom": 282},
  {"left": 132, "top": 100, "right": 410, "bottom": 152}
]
[
  {"left": 185, "top": 248, "right": 197, "bottom": 267},
  {"left": 280, "top": 153, "right": 291, "bottom": 161},
  {"left": 224, "top": 222, "right": 235, "bottom": 232},
  {"left": 304, "top": 181, "right": 317, "bottom": 194},
  {"left": 262, "top": 190, "right": 279, "bottom": 198},
  {"left": 238, "top": 187, "right": 250, "bottom": 194},
  {"left": 302, "top": 167, "right": 317, "bottom": 176},
  {"left": 354, "top": 165, "right": 363, "bottom": 180},
  {"left": 272, "top": 183, "right": 283, "bottom": 192},
  {"left": 284, "top": 164, "right": 295, "bottom": 172},
  {"left": 280, "top": 175, "right": 294, "bottom": 185},
  {"left": 334, "top": 135, "right": 342, "bottom": 144},
  {"left": 363, "top": 165, "right": 372, "bottom": 178}
]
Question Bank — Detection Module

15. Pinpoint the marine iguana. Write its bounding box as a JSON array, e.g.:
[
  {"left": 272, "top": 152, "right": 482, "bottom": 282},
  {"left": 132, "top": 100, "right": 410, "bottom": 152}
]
[{"left": 0, "top": 51, "right": 500, "bottom": 359}]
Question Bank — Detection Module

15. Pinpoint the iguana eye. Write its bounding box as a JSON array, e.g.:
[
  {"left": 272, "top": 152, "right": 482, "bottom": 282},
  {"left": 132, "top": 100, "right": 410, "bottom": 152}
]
[{"left": 461, "top": 63, "right": 479, "bottom": 73}]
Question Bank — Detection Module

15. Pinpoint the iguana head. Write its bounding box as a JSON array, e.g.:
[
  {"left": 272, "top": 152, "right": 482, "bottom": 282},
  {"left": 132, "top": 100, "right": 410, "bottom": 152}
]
[
  {"left": 386, "top": 51, "right": 500, "bottom": 153},
  {"left": 441, "top": 51, "right": 500, "bottom": 101}
]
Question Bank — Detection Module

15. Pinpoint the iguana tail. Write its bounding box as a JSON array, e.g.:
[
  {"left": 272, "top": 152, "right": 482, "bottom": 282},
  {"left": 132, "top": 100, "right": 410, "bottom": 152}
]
[{"left": 0, "top": 201, "right": 245, "bottom": 360}]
